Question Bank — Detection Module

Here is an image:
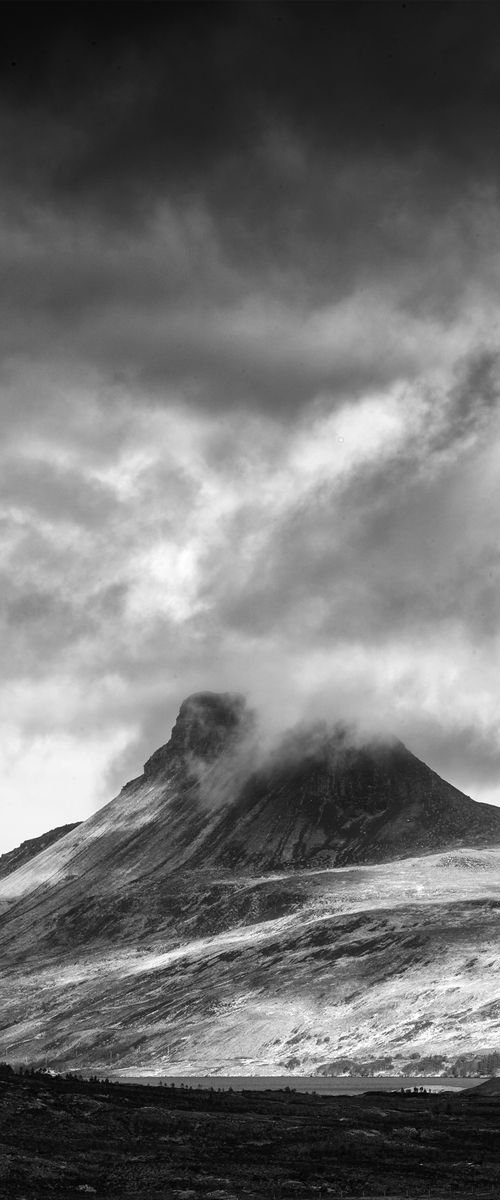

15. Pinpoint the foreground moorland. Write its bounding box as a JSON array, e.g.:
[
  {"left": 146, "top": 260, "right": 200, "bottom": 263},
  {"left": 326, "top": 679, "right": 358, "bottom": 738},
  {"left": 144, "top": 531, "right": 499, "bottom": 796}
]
[{"left": 0, "top": 1067, "right": 500, "bottom": 1199}]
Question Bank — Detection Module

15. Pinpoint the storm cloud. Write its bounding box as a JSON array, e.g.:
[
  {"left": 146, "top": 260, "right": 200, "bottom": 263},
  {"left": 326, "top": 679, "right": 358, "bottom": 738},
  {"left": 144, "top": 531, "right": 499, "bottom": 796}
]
[{"left": 2, "top": 2, "right": 500, "bottom": 850}]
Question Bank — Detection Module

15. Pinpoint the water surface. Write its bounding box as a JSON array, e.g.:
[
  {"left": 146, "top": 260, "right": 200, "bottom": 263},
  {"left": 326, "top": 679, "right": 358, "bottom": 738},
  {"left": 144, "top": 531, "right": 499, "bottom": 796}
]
[{"left": 112, "top": 1073, "right": 486, "bottom": 1094}]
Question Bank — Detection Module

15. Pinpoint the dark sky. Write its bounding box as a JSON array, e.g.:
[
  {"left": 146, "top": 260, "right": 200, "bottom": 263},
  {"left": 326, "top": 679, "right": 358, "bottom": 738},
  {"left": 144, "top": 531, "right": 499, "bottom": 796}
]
[{"left": 2, "top": 2, "right": 500, "bottom": 850}]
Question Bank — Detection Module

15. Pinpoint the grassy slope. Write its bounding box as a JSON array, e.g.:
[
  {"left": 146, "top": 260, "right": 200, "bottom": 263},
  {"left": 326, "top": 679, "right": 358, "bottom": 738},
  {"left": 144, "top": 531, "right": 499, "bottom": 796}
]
[{"left": 1, "top": 848, "right": 500, "bottom": 1076}]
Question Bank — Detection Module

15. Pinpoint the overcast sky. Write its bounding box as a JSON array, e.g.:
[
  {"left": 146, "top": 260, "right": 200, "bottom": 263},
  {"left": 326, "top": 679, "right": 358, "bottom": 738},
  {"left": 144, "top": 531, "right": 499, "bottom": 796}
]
[{"left": 2, "top": 2, "right": 500, "bottom": 851}]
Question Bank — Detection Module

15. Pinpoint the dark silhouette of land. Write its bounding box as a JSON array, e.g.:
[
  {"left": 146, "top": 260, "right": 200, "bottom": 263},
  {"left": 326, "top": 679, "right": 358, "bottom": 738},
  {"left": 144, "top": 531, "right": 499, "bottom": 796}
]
[{"left": 1, "top": 1064, "right": 500, "bottom": 1198}]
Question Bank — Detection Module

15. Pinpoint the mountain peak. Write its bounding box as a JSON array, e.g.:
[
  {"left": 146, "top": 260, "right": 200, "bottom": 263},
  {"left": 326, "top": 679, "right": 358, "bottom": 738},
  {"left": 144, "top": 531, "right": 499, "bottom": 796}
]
[{"left": 143, "top": 691, "right": 254, "bottom": 778}]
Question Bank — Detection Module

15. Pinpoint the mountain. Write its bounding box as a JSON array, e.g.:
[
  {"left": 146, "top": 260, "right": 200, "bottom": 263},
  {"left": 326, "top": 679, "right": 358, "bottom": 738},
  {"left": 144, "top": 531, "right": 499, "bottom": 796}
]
[
  {"left": 169, "top": 702, "right": 500, "bottom": 871},
  {"left": 0, "top": 822, "right": 81, "bottom": 881},
  {"left": 1, "top": 691, "right": 500, "bottom": 1078}
]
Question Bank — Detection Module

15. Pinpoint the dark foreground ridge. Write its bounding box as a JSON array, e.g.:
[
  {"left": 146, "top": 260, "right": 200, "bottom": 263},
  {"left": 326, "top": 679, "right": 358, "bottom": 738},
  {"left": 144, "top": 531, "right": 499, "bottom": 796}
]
[{"left": 1, "top": 1065, "right": 500, "bottom": 1198}]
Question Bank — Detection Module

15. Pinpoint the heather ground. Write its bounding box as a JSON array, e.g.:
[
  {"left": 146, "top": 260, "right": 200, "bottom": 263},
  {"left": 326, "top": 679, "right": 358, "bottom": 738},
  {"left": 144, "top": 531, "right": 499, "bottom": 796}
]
[{"left": 1, "top": 1068, "right": 499, "bottom": 1199}]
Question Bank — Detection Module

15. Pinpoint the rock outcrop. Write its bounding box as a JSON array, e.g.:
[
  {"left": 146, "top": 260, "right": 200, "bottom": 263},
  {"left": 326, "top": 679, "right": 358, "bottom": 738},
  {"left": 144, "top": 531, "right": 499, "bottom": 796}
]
[{"left": 143, "top": 692, "right": 254, "bottom": 777}]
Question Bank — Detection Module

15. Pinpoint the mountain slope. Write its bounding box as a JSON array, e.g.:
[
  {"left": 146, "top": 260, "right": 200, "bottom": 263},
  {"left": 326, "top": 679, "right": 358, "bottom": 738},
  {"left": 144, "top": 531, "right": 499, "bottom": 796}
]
[
  {"left": 2, "top": 847, "right": 500, "bottom": 1077},
  {"left": 0, "top": 822, "right": 81, "bottom": 881},
  {"left": 1, "top": 691, "right": 500, "bottom": 1075}
]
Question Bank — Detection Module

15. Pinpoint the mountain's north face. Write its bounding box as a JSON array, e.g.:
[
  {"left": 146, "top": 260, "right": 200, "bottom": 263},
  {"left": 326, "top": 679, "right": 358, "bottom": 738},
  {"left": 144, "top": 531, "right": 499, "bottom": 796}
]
[{"left": 2, "top": 691, "right": 500, "bottom": 1077}]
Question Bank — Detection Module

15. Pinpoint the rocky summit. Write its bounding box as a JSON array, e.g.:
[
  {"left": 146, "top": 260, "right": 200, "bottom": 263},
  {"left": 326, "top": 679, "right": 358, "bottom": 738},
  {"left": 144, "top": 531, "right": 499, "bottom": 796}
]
[
  {"left": 1, "top": 691, "right": 500, "bottom": 1077},
  {"left": 143, "top": 691, "right": 254, "bottom": 777}
]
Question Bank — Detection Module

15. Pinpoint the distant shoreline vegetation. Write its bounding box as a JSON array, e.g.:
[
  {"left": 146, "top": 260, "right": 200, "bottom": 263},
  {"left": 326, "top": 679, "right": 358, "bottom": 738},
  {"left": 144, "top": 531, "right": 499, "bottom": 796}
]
[
  {"left": 3, "top": 1054, "right": 499, "bottom": 1082},
  {"left": 0, "top": 1062, "right": 488, "bottom": 1094}
]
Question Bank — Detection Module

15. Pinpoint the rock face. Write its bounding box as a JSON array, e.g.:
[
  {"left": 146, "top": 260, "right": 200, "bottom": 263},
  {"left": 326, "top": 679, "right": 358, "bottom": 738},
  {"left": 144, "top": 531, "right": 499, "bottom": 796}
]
[
  {"left": 1, "top": 691, "right": 500, "bottom": 1077},
  {"left": 143, "top": 692, "right": 253, "bottom": 778}
]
